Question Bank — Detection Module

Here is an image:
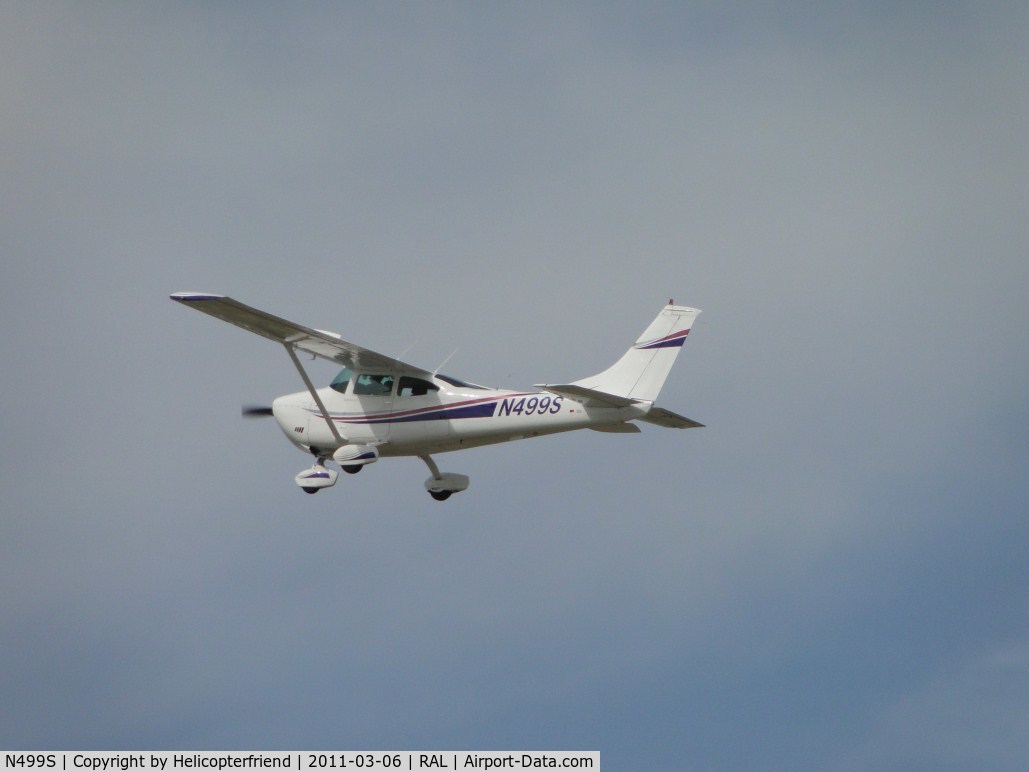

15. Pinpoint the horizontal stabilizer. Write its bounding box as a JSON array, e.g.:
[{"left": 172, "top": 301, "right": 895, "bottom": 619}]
[
  {"left": 639, "top": 407, "right": 705, "bottom": 429},
  {"left": 589, "top": 423, "right": 642, "bottom": 433},
  {"left": 535, "top": 383, "right": 638, "bottom": 408}
]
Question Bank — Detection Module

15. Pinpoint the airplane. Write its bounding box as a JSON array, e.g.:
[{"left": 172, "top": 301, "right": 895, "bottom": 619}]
[{"left": 170, "top": 293, "right": 704, "bottom": 500}]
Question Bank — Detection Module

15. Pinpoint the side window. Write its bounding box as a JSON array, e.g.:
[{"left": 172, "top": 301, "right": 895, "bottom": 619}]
[
  {"left": 330, "top": 367, "right": 352, "bottom": 394},
  {"left": 354, "top": 374, "right": 395, "bottom": 396},
  {"left": 436, "top": 374, "right": 488, "bottom": 390},
  {"left": 398, "top": 377, "right": 440, "bottom": 397}
]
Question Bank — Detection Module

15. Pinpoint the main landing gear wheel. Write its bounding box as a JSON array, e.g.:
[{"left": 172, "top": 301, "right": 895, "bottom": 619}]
[
  {"left": 302, "top": 487, "right": 320, "bottom": 494},
  {"left": 420, "top": 454, "right": 469, "bottom": 502},
  {"left": 342, "top": 465, "right": 363, "bottom": 475}
]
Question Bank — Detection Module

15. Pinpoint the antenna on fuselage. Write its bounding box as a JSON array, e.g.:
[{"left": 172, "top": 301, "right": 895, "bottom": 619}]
[
  {"left": 433, "top": 348, "right": 460, "bottom": 375},
  {"left": 395, "top": 340, "right": 419, "bottom": 363}
]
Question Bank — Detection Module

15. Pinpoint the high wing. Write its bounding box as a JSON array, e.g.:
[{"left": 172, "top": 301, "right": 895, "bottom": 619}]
[{"left": 170, "top": 293, "right": 433, "bottom": 377}]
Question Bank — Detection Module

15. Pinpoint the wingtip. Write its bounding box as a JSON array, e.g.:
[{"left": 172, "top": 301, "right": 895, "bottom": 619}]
[{"left": 170, "top": 292, "right": 225, "bottom": 302}]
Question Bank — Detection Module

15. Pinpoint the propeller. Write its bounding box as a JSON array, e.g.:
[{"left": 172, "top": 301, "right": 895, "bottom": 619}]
[{"left": 242, "top": 405, "right": 274, "bottom": 418}]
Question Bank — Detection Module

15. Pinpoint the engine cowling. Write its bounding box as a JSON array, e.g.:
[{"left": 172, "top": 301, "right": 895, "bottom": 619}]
[{"left": 332, "top": 444, "right": 380, "bottom": 466}]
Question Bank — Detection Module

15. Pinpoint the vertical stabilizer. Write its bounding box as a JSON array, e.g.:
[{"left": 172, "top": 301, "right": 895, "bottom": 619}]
[{"left": 571, "top": 303, "right": 700, "bottom": 402}]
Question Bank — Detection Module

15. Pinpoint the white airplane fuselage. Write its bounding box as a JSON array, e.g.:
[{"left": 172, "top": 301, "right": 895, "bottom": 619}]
[{"left": 273, "top": 380, "right": 644, "bottom": 458}]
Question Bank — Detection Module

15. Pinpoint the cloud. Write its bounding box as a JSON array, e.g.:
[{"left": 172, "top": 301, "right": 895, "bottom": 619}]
[{"left": 832, "top": 636, "right": 1029, "bottom": 770}]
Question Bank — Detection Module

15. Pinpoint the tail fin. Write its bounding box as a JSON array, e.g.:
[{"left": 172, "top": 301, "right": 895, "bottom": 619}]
[{"left": 571, "top": 302, "right": 700, "bottom": 402}]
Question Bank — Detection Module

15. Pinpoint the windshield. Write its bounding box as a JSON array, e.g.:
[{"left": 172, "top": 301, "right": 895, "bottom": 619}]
[{"left": 330, "top": 367, "right": 352, "bottom": 394}]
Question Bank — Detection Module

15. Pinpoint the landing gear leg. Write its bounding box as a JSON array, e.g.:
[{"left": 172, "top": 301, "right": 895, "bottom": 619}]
[
  {"left": 421, "top": 454, "right": 443, "bottom": 480},
  {"left": 419, "top": 454, "right": 469, "bottom": 502}
]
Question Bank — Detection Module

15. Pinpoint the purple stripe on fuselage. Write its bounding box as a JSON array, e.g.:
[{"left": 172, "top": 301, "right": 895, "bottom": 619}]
[
  {"left": 437, "top": 401, "right": 500, "bottom": 421},
  {"left": 317, "top": 395, "right": 510, "bottom": 425}
]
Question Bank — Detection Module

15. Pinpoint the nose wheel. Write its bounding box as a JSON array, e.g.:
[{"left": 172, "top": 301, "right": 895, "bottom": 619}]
[{"left": 294, "top": 457, "right": 338, "bottom": 493}]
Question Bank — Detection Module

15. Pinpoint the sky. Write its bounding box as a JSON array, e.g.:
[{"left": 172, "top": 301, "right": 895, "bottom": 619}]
[{"left": 2, "top": 2, "right": 1028, "bottom": 768}]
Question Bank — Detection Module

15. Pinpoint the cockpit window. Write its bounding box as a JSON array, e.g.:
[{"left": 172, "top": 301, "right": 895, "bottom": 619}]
[
  {"left": 330, "top": 367, "right": 352, "bottom": 394},
  {"left": 398, "top": 376, "right": 440, "bottom": 397},
  {"left": 354, "top": 373, "right": 395, "bottom": 396},
  {"left": 436, "top": 374, "right": 488, "bottom": 390}
]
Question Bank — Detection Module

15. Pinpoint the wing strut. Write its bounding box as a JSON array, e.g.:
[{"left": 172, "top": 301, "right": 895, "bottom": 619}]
[{"left": 284, "top": 343, "right": 344, "bottom": 445}]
